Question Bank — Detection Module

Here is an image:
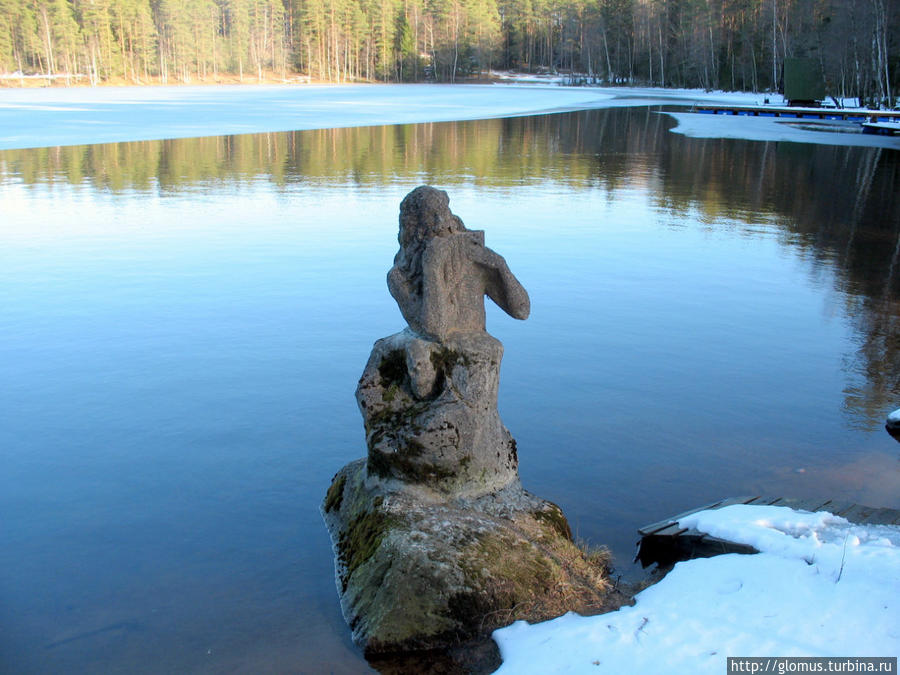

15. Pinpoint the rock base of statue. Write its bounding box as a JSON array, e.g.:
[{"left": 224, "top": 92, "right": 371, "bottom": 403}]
[
  {"left": 322, "top": 459, "right": 615, "bottom": 655},
  {"left": 323, "top": 329, "right": 618, "bottom": 655}
]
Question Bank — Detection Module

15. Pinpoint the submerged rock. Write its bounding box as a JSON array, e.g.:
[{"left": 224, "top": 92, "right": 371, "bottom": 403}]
[
  {"left": 322, "top": 186, "right": 617, "bottom": 656},
  {"left": 887, "top": 408, "right": 900, "bottom": 441}
]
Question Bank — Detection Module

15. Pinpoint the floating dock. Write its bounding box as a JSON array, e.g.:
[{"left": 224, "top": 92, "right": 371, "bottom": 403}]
[
  {"left": 862, "top": 121, "right": 900, "bottom": 136},
  {"left": 636, "top": 495, "right": 900, "bottom": 569},
  {"left": 694, "top": 104, "right": 900, "bottom": 124}
]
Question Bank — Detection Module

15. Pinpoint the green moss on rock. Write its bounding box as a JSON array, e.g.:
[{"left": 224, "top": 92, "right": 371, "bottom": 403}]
[
  {"left": 430, "top": 347, "right": 469, "bottom": 376},
  {"left": 366, "top": 400, "right": 429, "bottom": 433},
  {"left": 324, "top": 474, "right": 347, "bottom": 513},
  {"left": 368, "top": 447, "right": 456, "bottom": 484},
  {"left": 401, "top": 438, "right": 425, "bottom": 457},
  {"left": 533, "top": 504, "right": 573, "bottom": 540},
  {"left": 339, "top": 506, "right": 395, "bottom": 586},
  {"left": 382, "top": 382, "right": 399, "bottom": 403},
  {"left": 378, "top": 350, "right": 407, "bottom": 386}
]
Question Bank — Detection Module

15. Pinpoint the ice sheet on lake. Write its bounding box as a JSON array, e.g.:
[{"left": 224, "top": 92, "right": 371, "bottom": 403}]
[
  {"left": 493, "top": 504, "right": 900, "bottom": 674},
  {"left": 0, "top": 83, "right": 619, "bottom": 150},
  {"left": 4, "top": 82, "right": 897, "bottom": 150}
]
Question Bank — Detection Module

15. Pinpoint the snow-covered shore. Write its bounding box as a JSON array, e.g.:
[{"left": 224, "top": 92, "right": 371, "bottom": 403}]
[
  {"left": 2, "top": 82, "right": 898, "bottom": 151},
  {"left": 666, "top": 111, "right": 900, "bottom": 148},
  {"left": 493, "top": 504, "right": 900, "bottom": 674}
]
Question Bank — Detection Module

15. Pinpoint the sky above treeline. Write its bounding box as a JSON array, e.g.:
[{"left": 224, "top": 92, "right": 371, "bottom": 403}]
[{"left": 1, "top": 0, "right": 896, "bottom": 105}]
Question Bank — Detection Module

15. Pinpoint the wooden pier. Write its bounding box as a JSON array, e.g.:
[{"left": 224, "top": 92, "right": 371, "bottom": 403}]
[
  {"left": 862, "top": 121, "right": 900, "bottom": 136},
  {"left": 636, "top": 495, "right": 900, "bottom": 569},
  {"left": 694, "top": 104, "right": 900, "bottom": 124}
]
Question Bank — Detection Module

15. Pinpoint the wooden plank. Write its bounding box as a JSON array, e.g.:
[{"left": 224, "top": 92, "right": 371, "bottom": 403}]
[
  {"left": 637, "top": 496, "right": 761, "bottom": 536},
  {"left": 808, "top": 498, "right": 836, "bottom": 512},
  {"left": 639, "top": 523, "right": 687, "bottom": 537},
  {"left": 636, "top": 496, "right": 900, "bottom": 571},
  {"left": 695, "top": 104, "right": 900, "bottom": 123},
  {"left": 637, "top": 499, "right": 725, "bottom": 536},
  {"left": 638, "top": 496, "right": 761, "bottom": 536},
  {"left": 718, "top": 496, "right": 760, "bottom": 508},
  {"left": 775, "top": 497, "right": 833, "bottom": 513},
  {"left": 862, "top": 507, "right": 900, "bottom": 526},
  {"left": 637, "top": 519, "right": 684, "bottom": 537},
  {"left": 638, "top": 519, "right": 681, "bottom": 536},
  {"left": 820, "top": 500, "right": 856, "bottom": 516},
  {"left": 830, "top": 503, "right": 875, "bottom": 524}
]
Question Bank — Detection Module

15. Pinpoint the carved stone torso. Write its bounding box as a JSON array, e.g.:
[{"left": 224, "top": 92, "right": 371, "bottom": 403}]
[{"left": 386, "top": 186, "right": 529, "bottom": 342}]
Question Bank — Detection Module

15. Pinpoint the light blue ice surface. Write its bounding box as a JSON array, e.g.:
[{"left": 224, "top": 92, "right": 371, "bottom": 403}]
[{"left": 0, "top": 83, "right": 622, "bottom": 149}]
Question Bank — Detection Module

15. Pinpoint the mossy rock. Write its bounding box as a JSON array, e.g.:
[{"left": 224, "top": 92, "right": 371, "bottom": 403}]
[
  {"left": 321, "top": 460, "right": 623, "bottom": 656},
  {"left": 323, "top": 473, "right": 346, "bottom": 513},
  {"left": 532, "top": 503, "right": 573, "bottom": 540}
]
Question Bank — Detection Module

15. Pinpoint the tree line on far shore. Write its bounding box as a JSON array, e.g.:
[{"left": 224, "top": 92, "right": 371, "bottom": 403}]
[{"left": 0, "top": 0, "right": 896, "bottom": 105}]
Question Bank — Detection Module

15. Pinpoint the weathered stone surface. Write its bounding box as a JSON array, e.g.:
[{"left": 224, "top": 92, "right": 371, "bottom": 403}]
[
  {"left": 356, "top": 329, "right": 518, "bottom": 498},
  {"left": 322, "top": 460, "right": 618, "bottom": 656},
  {"left": 387, "top": 186, "right": 530, "bottom": 341},
  {"left": 321, "top": 185, "right": 616, "bottom": 658}
]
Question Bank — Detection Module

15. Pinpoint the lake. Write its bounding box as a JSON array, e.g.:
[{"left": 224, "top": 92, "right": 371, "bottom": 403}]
[{"left": 1, "top": 107, "right": 898, "bottom": 673}]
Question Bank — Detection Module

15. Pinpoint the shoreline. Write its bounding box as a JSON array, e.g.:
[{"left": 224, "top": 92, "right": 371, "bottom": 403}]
[{"left": 0, "top": 70, "right": 759, "bottom": 93}]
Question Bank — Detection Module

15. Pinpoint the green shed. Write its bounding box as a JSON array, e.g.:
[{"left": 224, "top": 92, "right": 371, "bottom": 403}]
[{"left": 784, "top": 58, "right": 825, "bottom": 106}]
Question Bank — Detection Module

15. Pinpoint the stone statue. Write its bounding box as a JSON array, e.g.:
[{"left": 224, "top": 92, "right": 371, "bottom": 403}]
[
  {"left": 356, "top": 186, "right": 530, "bottom": 497},
  {"left": 388, "top": 185, "right": 530, "bottom": 341},
  {"left": 322, "top": 187, "right": 616, "bottom": 659}
]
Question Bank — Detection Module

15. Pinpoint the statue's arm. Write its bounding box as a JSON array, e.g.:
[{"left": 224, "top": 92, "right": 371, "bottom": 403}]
[
  {"left": 387, "top": 266, "right": 412, "bottom": 307},
  {"left": 469, "top": 243, "right": 530, "bottom": 320}
]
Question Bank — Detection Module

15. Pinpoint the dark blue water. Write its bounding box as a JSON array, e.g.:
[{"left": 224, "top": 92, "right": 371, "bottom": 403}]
[{"left": 1, "top": 110, "right": 898, "bottom": 673}]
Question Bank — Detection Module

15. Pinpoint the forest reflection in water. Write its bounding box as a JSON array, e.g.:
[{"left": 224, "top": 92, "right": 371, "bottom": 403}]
[{"left": 3, "top": 108, "right": 897, "bottom": 427}]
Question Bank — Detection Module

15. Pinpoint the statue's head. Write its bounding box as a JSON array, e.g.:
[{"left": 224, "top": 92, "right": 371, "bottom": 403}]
[{"left": 398, "top": 186, "right": 464, "bottom": 250}]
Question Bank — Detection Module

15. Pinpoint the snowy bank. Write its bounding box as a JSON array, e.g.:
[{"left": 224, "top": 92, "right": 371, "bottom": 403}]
[
  {"left": 493, "top": 504, "right": 899, "bottom": 674},
  {"left": 4, "top": 82, "right": 897, "bottom": 151},
  {"left": 665, "top": 112, "right": 900, "bottom": 149}
]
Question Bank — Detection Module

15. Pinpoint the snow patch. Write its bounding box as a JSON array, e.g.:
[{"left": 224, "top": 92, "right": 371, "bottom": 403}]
[
  {"left": 493, "top": 504, "right": 899, "bottom": 674},
  {"left": 664, "top": 111, "right": 900, "bottom": 149}
]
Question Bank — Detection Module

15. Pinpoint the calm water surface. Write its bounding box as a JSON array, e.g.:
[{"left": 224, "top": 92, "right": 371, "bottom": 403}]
[{"left": 1, "top": 108, "right": 899, "bottom": 673}]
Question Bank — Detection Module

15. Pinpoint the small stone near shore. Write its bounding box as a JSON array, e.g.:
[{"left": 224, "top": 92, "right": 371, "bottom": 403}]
[{"left": 886, "top": 408, "right": 900, "bottom": 440}]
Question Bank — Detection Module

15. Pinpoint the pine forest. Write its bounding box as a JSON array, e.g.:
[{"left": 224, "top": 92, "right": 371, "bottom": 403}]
[{"left": 0, "top": 0, "right": 896, "bottom": 106}]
